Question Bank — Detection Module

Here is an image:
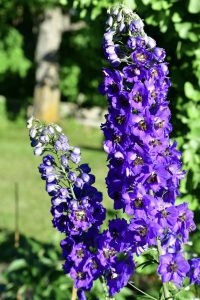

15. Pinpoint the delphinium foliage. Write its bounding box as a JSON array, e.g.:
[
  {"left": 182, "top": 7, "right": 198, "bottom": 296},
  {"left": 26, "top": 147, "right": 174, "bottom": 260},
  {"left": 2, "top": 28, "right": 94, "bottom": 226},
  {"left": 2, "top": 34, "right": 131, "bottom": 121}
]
[{"left": 28, "top": 4, "right": 200, "bottom": 300}]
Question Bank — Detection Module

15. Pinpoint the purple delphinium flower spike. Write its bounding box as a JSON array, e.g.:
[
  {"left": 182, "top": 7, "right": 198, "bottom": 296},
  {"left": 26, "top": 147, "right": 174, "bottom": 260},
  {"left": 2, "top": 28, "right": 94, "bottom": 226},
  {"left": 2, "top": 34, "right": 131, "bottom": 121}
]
[
  {"left": 28, "top": 118, "right": 107, "bottom": 297},
  {"left": 28, "top": 117, "right": 135, "bottom": 298},
  {"left": 100, "top": 4, "right": 197, "bottom": 290}
]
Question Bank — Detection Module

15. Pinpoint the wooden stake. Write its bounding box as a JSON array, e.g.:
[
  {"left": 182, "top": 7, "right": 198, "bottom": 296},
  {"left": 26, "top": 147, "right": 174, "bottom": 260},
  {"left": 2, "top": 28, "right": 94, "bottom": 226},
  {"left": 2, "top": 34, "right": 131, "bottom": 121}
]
[
  {"left": 14, "top": 182, "right": 20, "bottom": 248},
  {"left": 71, "top": 286, "right": 77, "bottom": 300}
]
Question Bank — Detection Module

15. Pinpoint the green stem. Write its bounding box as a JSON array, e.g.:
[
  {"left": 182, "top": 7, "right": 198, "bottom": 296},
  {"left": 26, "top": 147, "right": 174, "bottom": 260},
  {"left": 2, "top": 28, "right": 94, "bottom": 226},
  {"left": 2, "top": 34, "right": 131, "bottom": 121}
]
[
  {"left": 157, "top": 238, "right": 172, "bottom": 300},
  {"left": 101, "top": 276, "right": 115, "bottom": 300},
  {"left": 69, "top": 183, "right": 76, "bottom": 199},
  {"left": 128, "top": 281, "right": 158, "bottom": 300}
]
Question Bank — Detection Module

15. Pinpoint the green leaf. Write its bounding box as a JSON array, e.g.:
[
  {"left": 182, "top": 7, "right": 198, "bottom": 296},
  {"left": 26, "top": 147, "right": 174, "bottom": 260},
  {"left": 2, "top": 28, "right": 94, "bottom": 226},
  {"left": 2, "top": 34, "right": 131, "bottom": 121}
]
[
  {"left": 175, "top": 23, "right": 192, "bottom": 39},
  {"left": 59, "top": 0, "right": 67, "bottom": 4},
  {"left": 184, "top": 82, "right": 200, "bottom": 101},
  {"left": 7, "top": 259, "right": 27, "bottom": 272},
  {"left": 188, "top": 0, "right": 200, "bottom": 13},
  {"left": 172, "top": 12, "right": 182, "bottom": 23}
]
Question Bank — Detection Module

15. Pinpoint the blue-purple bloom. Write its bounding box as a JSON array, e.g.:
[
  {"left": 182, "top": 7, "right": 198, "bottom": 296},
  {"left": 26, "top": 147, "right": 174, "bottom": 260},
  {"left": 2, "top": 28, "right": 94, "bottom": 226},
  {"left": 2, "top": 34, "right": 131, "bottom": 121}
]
[
  {"left": 158, "top": 253, "right": 190, "bottom": 286},
  {"left": 188, "top": 258, "right": 200, "bottom": 284}
]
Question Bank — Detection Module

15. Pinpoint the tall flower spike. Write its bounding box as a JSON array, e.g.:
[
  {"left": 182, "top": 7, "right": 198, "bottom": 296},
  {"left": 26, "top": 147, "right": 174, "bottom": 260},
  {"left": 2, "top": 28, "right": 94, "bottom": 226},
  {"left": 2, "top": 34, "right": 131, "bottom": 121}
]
[
  {"left": 28, "top": 118, "right": 135, "bottom": 298},
  {"left": 100, "top": 4, "right": 195, "bottom": 289},
  {"left": 28, "top": 118, "right": 107, "bottom": 298}
]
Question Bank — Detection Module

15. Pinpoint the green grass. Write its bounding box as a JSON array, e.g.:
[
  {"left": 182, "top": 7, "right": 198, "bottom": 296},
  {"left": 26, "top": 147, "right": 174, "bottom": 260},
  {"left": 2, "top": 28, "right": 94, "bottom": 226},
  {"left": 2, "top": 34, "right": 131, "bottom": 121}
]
[{"left": 0, "top": 117, "right": 111, "bottom": 242}]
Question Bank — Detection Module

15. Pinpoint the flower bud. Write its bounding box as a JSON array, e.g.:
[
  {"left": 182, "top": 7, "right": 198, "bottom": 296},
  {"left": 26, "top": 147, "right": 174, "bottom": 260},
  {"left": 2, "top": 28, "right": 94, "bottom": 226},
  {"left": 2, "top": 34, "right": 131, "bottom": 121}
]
[
  {"left": 75, "top": 178, "right": 84, "bottom": 188},
  {"left": 34, "top": 146, "right": 43, "bottom": 156},
  {"left": 106, "top": 16, "right": 113, "bottom": 27},
  {"left": 81, "top": 173, "right": 90, "bottom": 183},
  {"left": 61, "top": 155, "right": 68, "bottom": 167},
  {"left": 68, "top": 171, "right": 77, "bottom": 182}
]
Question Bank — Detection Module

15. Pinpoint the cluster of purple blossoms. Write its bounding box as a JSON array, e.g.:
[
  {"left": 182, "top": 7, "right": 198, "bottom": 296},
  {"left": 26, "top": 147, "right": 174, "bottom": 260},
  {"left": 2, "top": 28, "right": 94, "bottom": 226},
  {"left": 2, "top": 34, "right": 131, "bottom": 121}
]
[
  {"left": 101, "top": 5, "right": 199, "bottom": 289},
  {"left": 28, "top": 117, "right": 135, "bottom": 298}
]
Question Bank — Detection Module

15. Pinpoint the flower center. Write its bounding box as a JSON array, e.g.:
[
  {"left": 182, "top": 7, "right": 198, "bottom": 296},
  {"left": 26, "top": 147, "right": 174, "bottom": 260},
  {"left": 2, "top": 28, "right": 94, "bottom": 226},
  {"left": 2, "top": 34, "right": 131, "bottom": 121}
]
[
  {"left": 110, "top": 82, "right": 118, "bottom": 93},
  {"left": 161, "top": 209, "right": 169, "bottom": 218},
  {"left": 138, "top": 226, "right": 147, "bottom": 237},
  {"left": 115, "top": 115, "right": 126, "bottom": 125},
  {"left": 77, "top": 271, "right": 86, "bottom": 280},
  {"left": 134, "top": 197, "right": 143, "bottom": 208},
  {"left": 133, "top": 92, "right": 142, "bottom": 103},
  {"left": 169, "top": 262, "right": 178, "bottom": 273},
  {"left": 148, "top": 173, "right": 157, "bottom": 183},
  {"left": 75, "top": 210, "right": 86, "bottom": 221},
  {"left": 138, "top": 120, "right": 147, "bottom": 131},
  {"left": 179, "top": 213, "right": 186, "bottom": 222},
  {"left": 103, "top": 248, "right": 116, "bottom": 259},
  {"left": 113, "top": 135, "right": 122, "bottom": 144},
  {"left": 119, "top": 94, "right": 129, "bottom": 106},
  {"left": 156, "top": 121, "right": 164, "bottom": 128},
  {"left": 77, "top": 249, "right": 85, "bottom": 258},
  {"left": 151, "top": 92, "right": 157, "bottom": 98},
  {"left": 136, "top": 52, "right": 148, "bottom": 63},
  {"left": 150, "top": 139, "right": 162, "bottom": 146},
  {"left": 134, "top": 156, "right": 144, "bottom": 166},
  {"left": 91, "top": 259, "right": 98, "bottom": 270},
  {"left": 151, "top": 69, "right": 158, "bottom": 77}
]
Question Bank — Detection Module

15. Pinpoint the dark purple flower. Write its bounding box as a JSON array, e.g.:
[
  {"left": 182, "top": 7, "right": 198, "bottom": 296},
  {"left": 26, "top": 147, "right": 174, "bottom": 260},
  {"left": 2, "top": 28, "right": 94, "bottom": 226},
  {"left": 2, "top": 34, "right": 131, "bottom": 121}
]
[
  {"left": 188, "top": 258, "right": 200, "bottom": 284},
  {"left": 70, "top": 261, "right": 93, "bottom": 289},
  {"left": 106, "top": 254, "right": 135, "bottom": 296},
  {"left": 99, "top": 68, "right": 123, "bottom": 96},
  {"left": 77, "top": 289, "right": 86, "bottom": 300}
]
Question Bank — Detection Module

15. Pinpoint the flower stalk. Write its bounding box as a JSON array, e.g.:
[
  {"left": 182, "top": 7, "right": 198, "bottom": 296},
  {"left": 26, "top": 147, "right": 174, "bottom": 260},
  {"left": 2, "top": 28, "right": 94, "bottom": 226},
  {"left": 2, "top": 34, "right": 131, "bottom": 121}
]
[{"left": 157, "top": 238, "right": 171, "bottom": 300}]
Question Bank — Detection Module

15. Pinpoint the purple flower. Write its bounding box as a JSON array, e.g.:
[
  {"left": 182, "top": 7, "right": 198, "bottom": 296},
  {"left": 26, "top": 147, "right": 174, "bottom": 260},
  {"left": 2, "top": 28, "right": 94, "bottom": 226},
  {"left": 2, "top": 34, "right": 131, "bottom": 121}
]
[
  {"left": 174, "top": 203, "right": 196, "bottom": 242},
  {"left": 157, "top": 253, "right": 190, "bottom": 286},
  {"left": 188, "top": 258, "right": 200, "bottom": 284},
  {"left": 106, "top": 254, "right": 135, "bottom": 296},
  {"left": 70, "top": 261, "right": 93, "bottom": 289},
  {"left": 77, "top": 290, "right": 86, "bottom": 300},
  {"left": 129, "top": 218, "right": 162, "bottom": 248},
  {"left": 153, "top": 47, "right": 166, "bottom": 62},
  {"left": 132, "top": 49, "right": 152, "bottom": 66},
  {"left": 43, "top": 155, "right": 55, "bottom": 165},
  {"left": 99, "top": 68, "right": 123, "bottom": 96}
]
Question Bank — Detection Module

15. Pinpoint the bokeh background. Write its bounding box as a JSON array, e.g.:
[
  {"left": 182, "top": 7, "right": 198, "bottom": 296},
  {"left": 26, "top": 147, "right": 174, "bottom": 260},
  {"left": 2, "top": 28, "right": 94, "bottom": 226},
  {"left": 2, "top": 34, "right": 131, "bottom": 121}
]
[{"left": 0, "top": 0, "right": 200, "bottom": 299}]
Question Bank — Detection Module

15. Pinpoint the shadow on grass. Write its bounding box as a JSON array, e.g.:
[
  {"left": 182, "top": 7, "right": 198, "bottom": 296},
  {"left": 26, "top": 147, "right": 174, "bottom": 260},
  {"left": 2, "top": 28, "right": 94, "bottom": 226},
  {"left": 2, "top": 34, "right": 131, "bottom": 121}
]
[{"left": 77, "top": 144, "right": 104, "bottom": 152}]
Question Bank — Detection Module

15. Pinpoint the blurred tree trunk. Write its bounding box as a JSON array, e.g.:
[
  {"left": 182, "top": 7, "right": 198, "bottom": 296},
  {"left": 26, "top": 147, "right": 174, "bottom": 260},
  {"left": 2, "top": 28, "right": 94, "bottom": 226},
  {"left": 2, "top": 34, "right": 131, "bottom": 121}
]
[
  {"left": 33, "top": 8, "right": 84, "bottom": 122},
  {"left": 33, "top": 8, "right": 62, "bottom": 122}
]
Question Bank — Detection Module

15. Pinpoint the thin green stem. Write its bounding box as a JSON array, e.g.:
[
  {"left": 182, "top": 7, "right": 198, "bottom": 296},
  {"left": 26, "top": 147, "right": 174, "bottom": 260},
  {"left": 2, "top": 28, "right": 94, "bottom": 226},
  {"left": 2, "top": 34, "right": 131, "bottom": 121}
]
[
  {"left": 157, "top": 238, "right": 172, "bottom": 300},
  {"left": 69, "top": 183, "right": 76, "bottom": 199},
  {"left": 128, "top": 281, "right": 158, "bottom": 300},
  {"left": 101, "top": 276, "right": 115, "bottom": 300}
]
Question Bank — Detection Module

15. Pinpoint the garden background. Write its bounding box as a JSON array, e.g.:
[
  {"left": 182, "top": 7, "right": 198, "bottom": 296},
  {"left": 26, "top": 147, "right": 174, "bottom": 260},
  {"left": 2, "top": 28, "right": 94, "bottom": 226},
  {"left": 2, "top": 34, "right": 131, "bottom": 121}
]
[{"left": 0, "top": 0, "right": 200, "bottom": 299}]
